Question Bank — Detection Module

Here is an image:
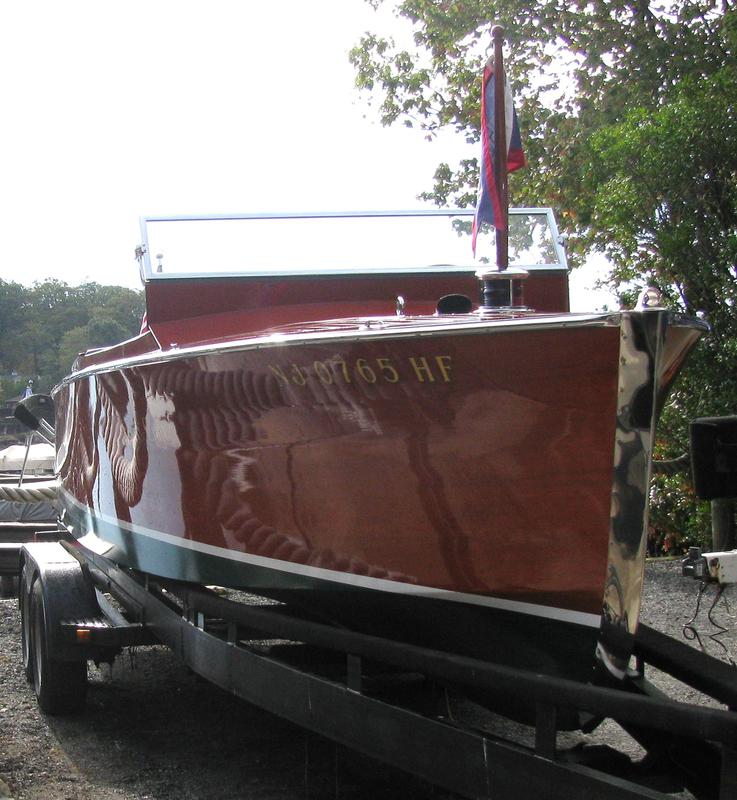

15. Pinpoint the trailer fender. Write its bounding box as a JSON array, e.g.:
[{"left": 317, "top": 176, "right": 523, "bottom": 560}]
[{"left": 19, "top": 542, "right": 99, "bottom": 663}]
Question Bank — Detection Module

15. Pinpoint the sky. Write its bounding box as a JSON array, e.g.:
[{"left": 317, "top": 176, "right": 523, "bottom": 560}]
[{"left": 0, "top": 0, "right": 614, "bottom": 309}]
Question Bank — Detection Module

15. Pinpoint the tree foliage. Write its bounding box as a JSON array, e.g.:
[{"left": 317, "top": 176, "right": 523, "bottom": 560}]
[
  {"left": 587, "top": 71, "right": 737, "bottom": 323},
  {"left": 0, "top": 280, "right": 144, "bottom": 398},
  {"left": 351, "top": 2, "right": 735, "bottom": 253},
  {"left": 351, "top": 2, "right": 737, "bottom": 547}
]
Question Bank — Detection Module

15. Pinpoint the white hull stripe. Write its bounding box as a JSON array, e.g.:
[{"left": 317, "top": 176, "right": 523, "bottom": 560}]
[{"left": 61, "top": 488, "right": 601, "bottom": 629}]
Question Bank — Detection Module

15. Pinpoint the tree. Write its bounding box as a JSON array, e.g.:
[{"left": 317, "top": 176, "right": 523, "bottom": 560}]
[
  {"left": 57, "top": 326, "right": 91, "bottom": 376},
  {"left": 350, "top": 2, "right": 734, "bottom": 257},
  {"left": 76, "top": 283, "right": 146, "bottom": 333},
  {"left": 0, "top": 281, "right": 28, "bottom": 376},
  {"left": 0, "top": 280, "right": 144, "bottom": 399},
  {"left": 351, "top": 2, "right": 737, "bottom": 547},
  {"left": 586, "top": 69, "right": 737, "bottom": 317}
]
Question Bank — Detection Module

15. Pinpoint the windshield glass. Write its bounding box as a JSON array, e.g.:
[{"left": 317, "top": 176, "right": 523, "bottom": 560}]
[{"left": 139, "top": 209, "right": 566, "bottom": 279}]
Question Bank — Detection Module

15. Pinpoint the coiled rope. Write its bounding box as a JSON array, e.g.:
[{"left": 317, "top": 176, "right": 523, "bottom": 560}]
[{"left": 0, "top": 480, "right": 58, "bottom": 504}]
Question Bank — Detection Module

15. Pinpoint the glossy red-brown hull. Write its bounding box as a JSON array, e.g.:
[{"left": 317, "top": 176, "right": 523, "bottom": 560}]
[
  {"left": 57, "top": 319, "right": 617, "bottom": 605},
  {"left": 53, "top": 306, "right": 704, "bottom": 679}
]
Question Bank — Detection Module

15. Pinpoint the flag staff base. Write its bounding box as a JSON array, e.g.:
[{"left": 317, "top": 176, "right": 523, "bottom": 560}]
[{"left": 476, "top": 266, "right": 529, "bottom": 309}]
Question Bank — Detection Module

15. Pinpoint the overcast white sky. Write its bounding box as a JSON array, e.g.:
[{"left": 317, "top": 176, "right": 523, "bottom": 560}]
[{"left": 0, "top": 0, "right": 613, "bottom": 308}]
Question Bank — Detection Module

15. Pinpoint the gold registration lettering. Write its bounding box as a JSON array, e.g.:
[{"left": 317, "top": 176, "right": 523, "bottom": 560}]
[
  {"left": 376, "top": 357, "right": 399, "bottom": 383},
  {"left": 333, "top": 358, "right": 352, "bottom": 383},
  {"left": 435, "top": 355, "right": 452, "bottom": 383},
  {"left": 313, "top": 360, "right": 334, "bottom": 384},
  {"left": 269, "top": 365, "right": 289, "bottom": 383},
  {"left": 268, "top": 355, "right": 452, "bottom": 386},
  {"left": 356, "top": 358, "right": 377, "bottom": 383},
  {"left": 409, "top": 356, "right": 435, "bottom": 383},
  {"left": 290, "top": 364, "right": 307, "bottom": 386}
]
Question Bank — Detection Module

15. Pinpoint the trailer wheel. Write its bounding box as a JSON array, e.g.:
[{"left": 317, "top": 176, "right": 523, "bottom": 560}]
[
  {"left": 30, "top": 578, "right": 87, "bottom": 715},
  {"left": 19, "top": 566, "right": 34, "bottom": 682}
]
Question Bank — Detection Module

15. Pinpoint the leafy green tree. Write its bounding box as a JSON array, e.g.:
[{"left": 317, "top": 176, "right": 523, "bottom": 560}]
[
  {"left": 351, "top": 2, "right": 737, "bottom": 547},
  {"left": 76, "top": 283, "right": 145, "bottom": 332},
  {"left": 587, "top": 71, "right": 737, "bottom": 323},
  {"left": 351, "top": 2, "right": 734, "bottom": 251},
  {"left": 0, "top": 376, "right": 27, "bottom": 404},
  {"left": 0, "top": 280, "right": 144, "bottom": 397},
  {"left": 86, "top": 314, "right": 131, "bottom": 347},
  {"left": 57, "top": 326, "right": 92, "bottom": 375},
  {"left": 14, "top": 280, "right": 93, "bottom": 380},
  {"left": 582, "top": 69, "right": 737, "bottom": 546},
  {"left": 0, "top": 280, "right": 30, "bottom": 374}
]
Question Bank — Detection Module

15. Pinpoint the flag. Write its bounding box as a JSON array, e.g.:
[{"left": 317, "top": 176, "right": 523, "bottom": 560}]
[{"left": 472, "top": 58, "right": 525, "bottom": 255}]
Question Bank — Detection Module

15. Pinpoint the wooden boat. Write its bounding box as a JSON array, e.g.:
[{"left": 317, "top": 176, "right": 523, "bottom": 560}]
[{"left": 51, "top": 209, "right": 706, "bottom": 685}]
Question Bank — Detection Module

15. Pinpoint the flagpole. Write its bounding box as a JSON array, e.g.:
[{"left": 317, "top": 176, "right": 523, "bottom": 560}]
[{"left": 492, "top": 24, "right": 509, "bottom": 271}]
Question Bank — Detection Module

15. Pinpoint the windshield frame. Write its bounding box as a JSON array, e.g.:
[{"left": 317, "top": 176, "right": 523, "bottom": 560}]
[{"left": 137, "top": 208, "right": 568, "bottom": 282}]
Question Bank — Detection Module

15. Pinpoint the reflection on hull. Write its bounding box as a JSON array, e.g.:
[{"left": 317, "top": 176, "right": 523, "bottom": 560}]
[
  {"left": 67, "top": 491, "right": 599, "bottom": 683},
  {"left": 54, "top": 311, "right": 705, "bottom": 679}
]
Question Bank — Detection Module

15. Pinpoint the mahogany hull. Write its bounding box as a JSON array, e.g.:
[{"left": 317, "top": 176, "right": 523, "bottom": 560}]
[{"left": 53, "top": 311, "right": 704, "bottom": 680}]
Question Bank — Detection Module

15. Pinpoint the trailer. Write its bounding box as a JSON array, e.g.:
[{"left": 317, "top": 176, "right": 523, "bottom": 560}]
[
  {"left": 0, "top": 472, "right": 59, "bottom": 597},
  {"left": 16, "top": 534, "right": 737, "bottom": 800},
  {"left": 0, "top": 398, "right": 59, "bottom": 596},
  {"left": 0, "top": 521, "right": 59, "bottom": 596}
]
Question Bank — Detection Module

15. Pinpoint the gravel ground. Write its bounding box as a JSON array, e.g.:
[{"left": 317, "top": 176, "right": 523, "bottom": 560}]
[
  {"left": 641, "top": 560, "right": 737, "bottom": 696},
  {"left": 0, "top": 560, "right": 735, "bottom": 800}
]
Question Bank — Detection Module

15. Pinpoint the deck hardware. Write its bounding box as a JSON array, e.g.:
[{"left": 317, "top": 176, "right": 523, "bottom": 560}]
[
  {"left": 637, "top": 286, "right": 663, "bottom": 309},
  {"left": 436, "top": 294, "right": 473, "bottom": 315},
  {"left": 476, "top": 266, "right": 529, "bottom": 310}
]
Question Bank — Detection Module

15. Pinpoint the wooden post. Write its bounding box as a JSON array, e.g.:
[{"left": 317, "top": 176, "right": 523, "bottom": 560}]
[{"left": 492, "top": 24, "right": 509, "bottom": 271}]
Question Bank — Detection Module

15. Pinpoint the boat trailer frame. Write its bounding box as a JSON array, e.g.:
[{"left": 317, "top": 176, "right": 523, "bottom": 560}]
[
  {"left": 16, "top": 538, "right": 737, "bottom": 800},
  {"left": 0, "top": 522, "right": 59, "bottom": 596}
]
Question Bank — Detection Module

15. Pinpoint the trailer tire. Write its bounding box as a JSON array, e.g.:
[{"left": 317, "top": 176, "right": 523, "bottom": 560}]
[
  {"left": 19, "top": 566, "right": 35, "bottom": 683},
  {"left": 30, "top": 578, "right": 87, "bottom": 715}
]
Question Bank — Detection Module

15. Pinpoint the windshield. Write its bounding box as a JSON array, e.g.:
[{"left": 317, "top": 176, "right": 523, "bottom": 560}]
[{"left": 138, "top": 208, "right": 567, "bottom": 280}]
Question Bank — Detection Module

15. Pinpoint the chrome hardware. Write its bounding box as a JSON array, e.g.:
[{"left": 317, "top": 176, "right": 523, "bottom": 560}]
[
  {"left": 475, "top": 267, "right": 529, "bottom": 309},
  {"left": 395, "top": 295, "right": 405, "bottom": 316},
  {"left": 135, "top": 244, "right": 148, "bottom": 284},
  {"left": 637, "top": 286, "right": 663, "bottom": 310},
  {"left": 597, "top": 310, "right": 669, "bottom": 678},
  {"left": 156, "top": 253, "right": 164, "bottom": 273}
]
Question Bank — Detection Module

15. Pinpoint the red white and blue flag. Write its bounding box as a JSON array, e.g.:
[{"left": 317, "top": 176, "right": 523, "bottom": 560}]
[{"left": 472, "top": 59, "right": 525, "bottom": 255}]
